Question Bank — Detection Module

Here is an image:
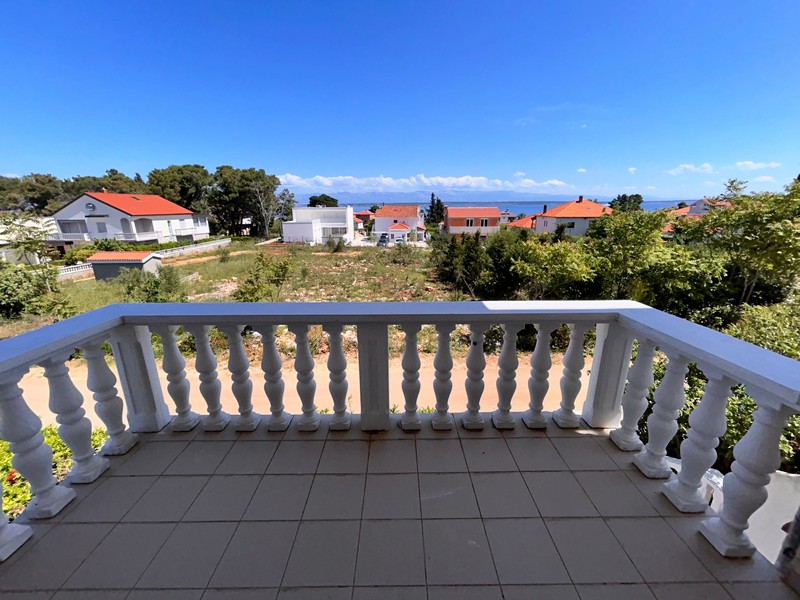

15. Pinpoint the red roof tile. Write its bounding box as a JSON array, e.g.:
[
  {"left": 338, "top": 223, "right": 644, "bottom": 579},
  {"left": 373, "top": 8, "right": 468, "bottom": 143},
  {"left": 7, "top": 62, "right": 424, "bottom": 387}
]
[
  {"left": 445, "top": 207, "right": 501, "bottom": 218},
  {"left": 389, "top": 223, "right": 410, "bottom": 230},
  {"left": 506, "top": 214, "right": 537, "bottom": 228},
  {"left": 541, "top": 197, "right": 611, "bottom": 218},
  {"left": 375, "top": 205, "right": 420, "bottom": 218},
  {"left": 85, "top": 192, "right": 193, "bottom": 216},
  {"left": 668, "top": 206, "right": 691, "bottom": 216},
  {"left": 87, "top": 251, "right": 158, "bottom": 262}
]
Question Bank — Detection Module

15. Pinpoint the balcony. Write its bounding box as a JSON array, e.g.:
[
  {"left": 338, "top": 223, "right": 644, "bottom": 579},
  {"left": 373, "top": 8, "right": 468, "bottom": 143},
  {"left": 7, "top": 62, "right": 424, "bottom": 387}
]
[
  {"left": 114, "top": 231, "right": 162, "bottom": 242},
  {"left": 47, "top": 232, "right": 92, "bottom": 242},
  {"left": 0, "top": 301, "right": 798, "bottom": 598}
]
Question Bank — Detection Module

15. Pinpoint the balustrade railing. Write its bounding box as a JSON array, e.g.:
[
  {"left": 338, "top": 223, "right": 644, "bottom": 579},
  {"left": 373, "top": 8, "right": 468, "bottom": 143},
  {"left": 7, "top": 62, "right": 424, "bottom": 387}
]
[{"left": 0, "top": 301, "right": 798, "bottom": 563}]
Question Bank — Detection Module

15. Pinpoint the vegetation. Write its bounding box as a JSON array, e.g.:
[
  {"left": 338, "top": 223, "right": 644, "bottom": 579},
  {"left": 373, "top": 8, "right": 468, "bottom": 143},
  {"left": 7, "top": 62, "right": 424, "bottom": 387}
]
[
  {"left": 608, "top": 193, "right": 643, "bottom": 212},
  {"left": 308, "top": 194, "right": 338, "bottom": 207},
  {"left": 425, "top": 193, "right": 445, "bottom": 224}
]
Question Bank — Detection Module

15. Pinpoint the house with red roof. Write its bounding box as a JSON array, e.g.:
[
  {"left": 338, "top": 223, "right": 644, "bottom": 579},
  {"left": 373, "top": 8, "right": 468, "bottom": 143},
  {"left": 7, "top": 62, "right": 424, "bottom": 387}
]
[
  {"left": 373, "top": 204, "right": 426, "bottom": 242},
  {"left": 443, "top": 207, "right": 502, "bottom": 238},
  {"left": 535, "top": 196, "right": 612, "bottom": 236},
  {"left": 50, "top": 191, "right": 210, "bottom": 245},
  {"left": 506, "top": 213, "right": 538, "bottom": 230},
  {"left": 87, "top": 250, "right": 163, "bottom": 280}
]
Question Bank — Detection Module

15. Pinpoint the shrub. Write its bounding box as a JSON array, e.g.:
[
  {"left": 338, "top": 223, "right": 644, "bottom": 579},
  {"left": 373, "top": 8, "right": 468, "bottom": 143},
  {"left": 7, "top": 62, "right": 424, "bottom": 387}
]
[
  {"left": 232, "top": 253, "right": 292, "bottom": 303},
  {"left": 0, "top": 267, "right": 38, "bottom": 319},
  {"left": 116, "top": 266, "right": 188, "bottom": 303}
]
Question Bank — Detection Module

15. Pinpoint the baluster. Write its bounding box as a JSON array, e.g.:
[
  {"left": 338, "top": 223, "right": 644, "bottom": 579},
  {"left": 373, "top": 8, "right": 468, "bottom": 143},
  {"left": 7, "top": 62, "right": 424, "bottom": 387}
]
[
  {"left": 83, "top": 339, "right": 138, "bottom": 455},
  {"left": 431, "top": 323, "right": 454, "bottom": 430},
  {"left": 663, "top": 370, "right": 734, "bottom": 512},
  {"left": 152, "top": 325, "right": 200, "bottom": 431},
  {"left": 41, "top": 353, "right": 109, "bottom": 483},
  {"left": 700, "top": 402, "right": 794, "bottom": 557},
  {"left": 552, "top": 324, "right": 588, "bottom": 429},
  {"left": 400, "top": 323, "right": 422, "bottom": 431},
  {"left": 492, "top": 323, "right": 521, "bottom": 430},
  {"left": 633, "top": 351, "right": 690, "bottom": 478},
  {"left": 523, "top": 323, "right": 556, "bottom": 429},
  {"left": 184, "top": 324, "right": 230, "bottom": 431},
  {"left": 0, "top": 475, "right": 32, "bottom": 560},
  {"left": 324, "top": 323, "right": 351, "bottom": 431},
  {"left": 0, "top": 369, "right": 75, "bottom": 518},
  {"left": 462, "top": 323, "right": 489, "bottom": 430},
  {"left": 289, "top": 324, "right": 320, "bottom": 431},
  {"left": 254, "top": 324, "right": 292, "bottom": 431},
  {"left": 220, "top": 325, "right": 260, "bottom": 432},
  {"left": 609, "top": 340, "right": 657, "bottom": 451}
]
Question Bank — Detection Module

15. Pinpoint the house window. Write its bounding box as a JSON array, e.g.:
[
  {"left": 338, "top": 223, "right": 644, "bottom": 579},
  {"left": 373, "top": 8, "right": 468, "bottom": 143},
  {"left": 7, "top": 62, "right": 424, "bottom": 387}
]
[
  {"left": 465, "top": 218, "right": 474, "bottom": 227},
  {"left": 565, "top": 222, "right": 576, "bottom": 229},
  {"left": 480, "top": 218, "right": 489, "bottom": 227},
  {"left": 393, "top": 219, "right": 398, "bottom": 223},
  {"left": 96, "top": 222, "right": 107, "bottom": 233},
  {"left": 58, "top": 220, "right": 88, "bottom": 234}
]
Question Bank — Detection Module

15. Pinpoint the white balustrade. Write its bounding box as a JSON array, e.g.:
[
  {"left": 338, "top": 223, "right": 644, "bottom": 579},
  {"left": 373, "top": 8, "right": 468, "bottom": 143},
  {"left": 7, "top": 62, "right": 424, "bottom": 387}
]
[
  {"left": 0, "top": 369, "right": 75, "bottom": 518},
  {"left": 633, "top": 351, "right": 690, "bottom": 478},
  {"left": 220, "top": 325, "right": 260, "bottom": 432},
  {"left": 553, "top": 324, "right": 588, "bottom": 428},
  {"left": 152, "top": 325, "right": 200, "bottom": 431},
  {"left": 0, "top": 475, "right": 32, "bottom": 560},
  {"left": 523, "top": 323, "right": 556, "bottom": 429},
  {"left": 432, "top": 322, "right": 454, "bottom": 430},
  {"left": 83, "top": 339, "right": 138, "bottom": 455},
  {"left": 41, "top": 353, "right": 109, "bottom": 483},
  {"left": 462, "top": 323, "right": 489, "bottom": 430},
  {"left": 492, "top": 324, "right": 521, "bottom": 430},
  {"left": 289, "top": 324, "right": 320, "bottom": 431},
  {"left": 255, "top": 324, "right": 292, "bottom": 431},
  {"left": 400, "top": 324, "right": 422, "bottom": 431},
  {"left": 325, "top": 323, "right": 351, "bottom": 430},
  {"left": 184, "top": 324, "right": 230, "bottom": 431},
  {"left": 609, "top": 339, "right": 657, "bottom": 451}
]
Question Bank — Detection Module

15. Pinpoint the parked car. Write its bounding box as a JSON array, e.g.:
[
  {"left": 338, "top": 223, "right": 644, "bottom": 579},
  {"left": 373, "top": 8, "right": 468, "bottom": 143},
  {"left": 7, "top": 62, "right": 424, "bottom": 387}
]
[
  {"left": 395, "top": 238, "right": 406, "bottom": 246},
  {"left": 377, "top": 237, "right": 389, "bottom": 247}
]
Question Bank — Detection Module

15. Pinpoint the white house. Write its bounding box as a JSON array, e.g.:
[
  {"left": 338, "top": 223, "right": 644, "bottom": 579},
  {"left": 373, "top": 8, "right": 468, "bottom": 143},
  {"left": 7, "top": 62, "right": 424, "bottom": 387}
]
[
  {"left": 281, "top": 206, "right": 354, "bottom": 245},
  {"left": 535, "top": 196, "right": 612, "bottom": 236},
  {"left": 373, "top": 205, "right": 426, "bottom": 242},
  {"left": 50, "top": 192, "right": 210, "bottom": 245}
]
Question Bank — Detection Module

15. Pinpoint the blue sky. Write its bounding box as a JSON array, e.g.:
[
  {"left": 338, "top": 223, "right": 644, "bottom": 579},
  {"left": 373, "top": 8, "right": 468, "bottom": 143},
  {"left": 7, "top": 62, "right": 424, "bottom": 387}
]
[{"left": 1, "top": 0, "right": 798, "bottom": 200}]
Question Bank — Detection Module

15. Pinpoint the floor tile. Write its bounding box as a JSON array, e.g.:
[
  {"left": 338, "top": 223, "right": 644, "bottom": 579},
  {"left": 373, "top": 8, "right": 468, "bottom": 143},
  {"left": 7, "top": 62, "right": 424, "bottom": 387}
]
[
  {"left": 485, "top": 518, "right": 570, "bottom": 584},
  {"left": 523, "top": 472, "right": 598, "bottom": 517},
  {"left": 551, "top": 438, "right": 618, "bottom": 470},
  {"left": 267, "top": 441, "right": 324, "bottom": 474},
  {"left": 545, "top": 518, "right": 641, "bottom": 584},
  {"left": 123, "top": 476, "right": 208, "bottom": 522},
  {"left": 64, "top": 523, "right": 173, "bottom": 588},
  {"left": 576, "top": 583, "right": 656, "bottom": 599},
  {"left": 355, "top": 520, "right": 425, "bottom": 585},
  {"left": 137, "top": 522, "right": 236, "bottom": 588},
  {"left": 165, "top": 441, "right": 234, "bottom": 475},
  {"left": 61, "top": 476, "right": 156, "bottom": 522},
  {"left": 367, "top": 440, "right": 417, "bottom": 473},
  {"left": 276, "top": 589, "right": 351, "bottom": 599},
  {"left": 502, "top": 585, "right": 580, "bottom": 599},
  {"left": 303, "top": 475, "right": 365, "bottom": 519},
  {"left": 593, "top": 436, "right": 639, "bottom": 470},
  {"left": 0, "top": 524, "right": 112, "bottom": 590},
  {"left": 203, "top": 590, "right": 278, "bottom": 600},
  {"left": 283, "top": 521, "right": 360, "bottom": 587},
  {"left": 112, "top": 440, "right": 188, "bottom": 475},
  {"left": 183, "top": 475, "right": 261, "bottom": 521},
  {"left": 215, "top": 440, "right": 278, "bottom": 474},
  {"left": 461, "top": 439, "right": 518, "bottom": 471},
  {"left": 472, "top": 472, "right": 539, "bottom": 518},
  {"left": 506, "top": 438, "right": 569, "bottom": 471},
  {"left": 623, "top": 472, "right": 689, "bottom": 517},
  {"left": 281, "top": 419, "right": 330, "bottom": 441},
  {"left": 209, "top": 521, "right": 299, "bottom": 588},
  {"left": 427, "top": 585, "right": 504, "bottom": 599},
  {"left": 458, "top": 418, "right": 504, "bottom": 438},
  {"left": 0, "top": 593, "right": 53, "bottom": 600},
  {"left": 362, "top": 474, "right": 420, "bottom": 519},
  {"left": 352, "top": 586, "right": 427, "bottom": 599},
  {"left": 317, "top": 441, "right": 369, "bottom": 473},
  {"left": 724, "top": 582, "right": 800, "bottom": 600},
  {"left": 52, "top": 592, "right": 127, "bottom": 599},
  {"left": 607, "top": 518, "right": 713, "bottom": 582},
  {"left": 416, "top": 439, "right": 467, "bottom": 472},
  {"left": 420, "top": 473, "right": 480, "bottom": 518},
  {"left": 574, "top": 471, "right": 658, "bottom": 517},
  {"left": 650, "top": 582, "right": 733, "bottom": 600},
  {"left": 423, "top": 519, "right": 498, "bottom": 585},
  {"left": 128, "top": 591, "right": 203, "bottom": 599},
  {"left": 243, "top": 475, "right": 313, "bottom": 520},
  {"left": 414, "top": 414, "right": 459, "bottom": 438}
]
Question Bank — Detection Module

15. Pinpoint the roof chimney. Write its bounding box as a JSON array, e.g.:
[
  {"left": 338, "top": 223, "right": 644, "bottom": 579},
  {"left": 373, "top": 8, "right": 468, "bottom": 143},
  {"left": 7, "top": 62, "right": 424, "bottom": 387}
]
[
  {"left": 543, "top": 204, "right": 548, "bottom": 213},
  {"left": 577, "top": 195, "right": 583, "bottom": 202}
]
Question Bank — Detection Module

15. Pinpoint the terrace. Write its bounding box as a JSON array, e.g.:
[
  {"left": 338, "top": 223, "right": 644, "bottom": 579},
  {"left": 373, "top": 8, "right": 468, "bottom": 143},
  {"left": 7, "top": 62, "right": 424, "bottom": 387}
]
[{"left": 0, "top": 301, "right": 798, "bottom": 599}]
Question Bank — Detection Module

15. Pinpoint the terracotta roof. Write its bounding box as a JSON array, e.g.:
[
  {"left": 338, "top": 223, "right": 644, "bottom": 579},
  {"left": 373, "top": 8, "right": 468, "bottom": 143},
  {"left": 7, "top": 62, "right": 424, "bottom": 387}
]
[
  {"left": 389, "top": 223, "right": 410, "bottom": 230},
  {"left": 445, "top": 207, "right": 502, "bottom": 218},
  {"left": 85, "top": 192, "right": 193, "bottom": 216},
  {"left": 506, "top": 214, "right": 537, "bottom": 228},
  {"left": 417, "top": 225, "right": 426, "bottom": 230},
  {"left": 87, "top": 251, "right": 158, "bottom": 262},
  {"left": 375, "top": 205, "right": 419, "bottom": 218},
  {"left": 668, "top": 206, "right": 691, "bottom": 216},
  {"left": 541, "top": 197, "right": 611, "bottom": 219}
]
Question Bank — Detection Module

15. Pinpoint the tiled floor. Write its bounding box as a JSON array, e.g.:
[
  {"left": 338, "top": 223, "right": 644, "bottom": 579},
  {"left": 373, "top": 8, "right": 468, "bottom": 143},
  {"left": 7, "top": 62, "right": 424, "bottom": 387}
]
[{"left": 1, "top": 413, "right": 796, "bottom": 600}]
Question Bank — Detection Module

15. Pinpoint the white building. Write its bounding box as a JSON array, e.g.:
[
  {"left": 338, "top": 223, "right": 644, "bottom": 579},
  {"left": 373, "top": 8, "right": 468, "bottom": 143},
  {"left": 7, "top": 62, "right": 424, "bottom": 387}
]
[
  {"left": 535, "top": 196, "right": 612, "bottom": 236},
  {"left": 373, "top": 204, "right": 426, "bottom": 242},
  {"left": 281, "top": 206, "right": 354, "bottom": 245},
  {"left": 50, "top": 192, "right": 210, "bottom": 244}
]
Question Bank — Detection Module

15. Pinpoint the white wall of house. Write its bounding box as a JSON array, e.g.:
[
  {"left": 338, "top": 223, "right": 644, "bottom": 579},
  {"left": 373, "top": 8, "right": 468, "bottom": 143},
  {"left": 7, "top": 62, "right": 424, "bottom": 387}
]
[
  {"left": 281, "top": 207, "right": 354, "bottom": 244},
  {"left": 535, "top": 216, "right": 594, "bottom": 236},
  {"left": 374, "top": 214, "right": 424, "bottom": 241},
  {"left": 446, "top": 225, "right": 501, "bottom": 236}
]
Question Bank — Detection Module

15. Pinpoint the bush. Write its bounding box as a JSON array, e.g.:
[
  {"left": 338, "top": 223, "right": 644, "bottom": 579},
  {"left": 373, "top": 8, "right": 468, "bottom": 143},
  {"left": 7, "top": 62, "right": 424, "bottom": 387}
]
[
  {"left": 232, "top": 253, "right": 292, "bottom": 302},
  {"left": 0, "top": 267, "right": 38, "bottom": 319},
  {"left": 116, "top": 266, "right": 188, "bottom": 303}
]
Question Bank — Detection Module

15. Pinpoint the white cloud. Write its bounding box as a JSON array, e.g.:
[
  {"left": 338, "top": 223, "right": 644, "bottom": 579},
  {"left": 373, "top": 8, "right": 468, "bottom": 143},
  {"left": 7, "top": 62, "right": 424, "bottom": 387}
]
[
  {"left": 576, "top": 168, "right": 587, "bottom": 173},
  {"left": 1, "top": 173, "right": 19, "bottom": 178},
  {"left": 513, "top": 171, "right": 526, "bottom": 178},
  {"left": 666, "top": 163, "right": 714, "bottom": 175},
  {"left": 752, "top": 175, "right": 775, "bottom": 182},
  {"left": 645, "top": 186, "right": 657, "bottom": 190},
  {"left": 735, "top": 161, "right": 781, "bottom": 170},
  {"left": 279, "top": 172, "right": 572, "bottom": 193},
  {"left": 627, "top": 167, "right": 637, "bottom": 174}
]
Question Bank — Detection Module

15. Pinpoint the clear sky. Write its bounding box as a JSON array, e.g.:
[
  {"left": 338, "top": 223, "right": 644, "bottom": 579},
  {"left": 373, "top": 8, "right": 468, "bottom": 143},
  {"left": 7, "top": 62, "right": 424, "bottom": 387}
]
[{"left": 1, "top": 0, "right": 798, "bottom": 199}]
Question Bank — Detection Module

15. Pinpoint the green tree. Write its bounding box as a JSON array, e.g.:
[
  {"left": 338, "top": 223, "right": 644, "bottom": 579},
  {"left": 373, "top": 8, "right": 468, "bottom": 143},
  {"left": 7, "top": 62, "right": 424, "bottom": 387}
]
[
  {"left": 116, "top": 266, "right": 187, "bottom": 303},
  {"left": 0, "top": 176, "right": 23, "bottom": 210},
  {"left": 276, "top": 188, "right": 296, "bottom": 221},
  {"left": 146, "top": 164, "right": 211, "bottom": 210},
  {"left": 511, "top": 240, "right": 597, "bottom": 299},
  {"left": 608, "top": 193, "right": 643, "bottom": 212},
  {"left": 0, "top": 214, "right": 58, "bottom": 292},
  {"left": 232, "top": 253, "right": 292, "bottom": 302},
  {"left": 308, "top": 194, "right": 338, "bottom": 207},
  {"left": 425, "top": 193, "right": 445, "bottom": 224},
  {"left": 207, "top": 166, "right": 280, "bottom": 236},
  {"left": 17, "top": 174, "right": 68, "bottom": 212},
  {"left": 368, "top": 204, "right": 380, "bottom": 213}
]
